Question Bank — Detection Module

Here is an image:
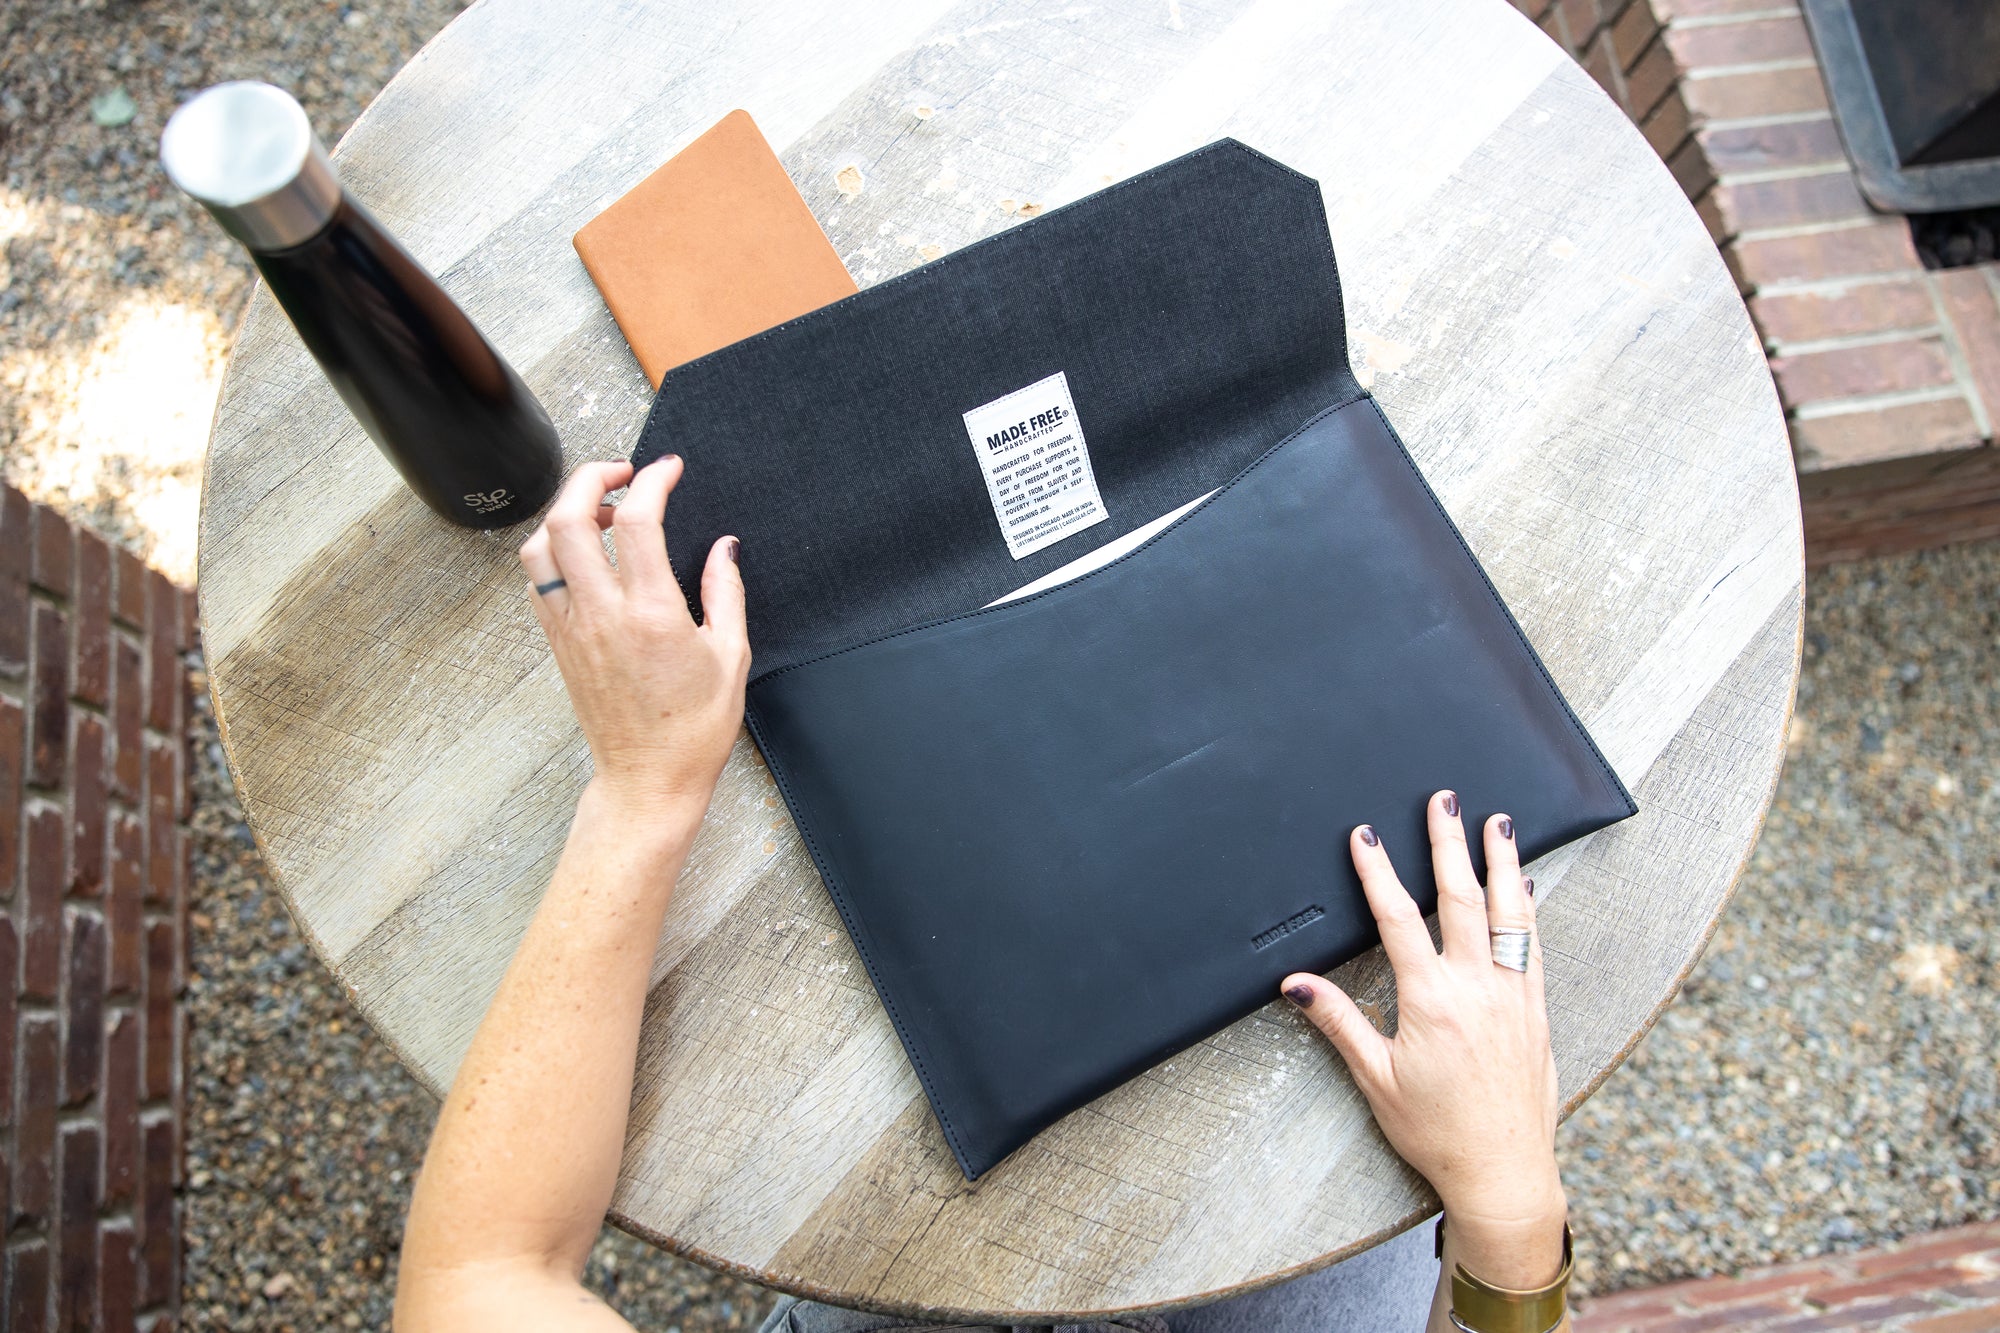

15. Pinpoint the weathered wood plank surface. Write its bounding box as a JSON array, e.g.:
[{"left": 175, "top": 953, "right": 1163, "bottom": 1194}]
[{"left": 198, "top": 0, "right": 1803, "bottom": 1317}]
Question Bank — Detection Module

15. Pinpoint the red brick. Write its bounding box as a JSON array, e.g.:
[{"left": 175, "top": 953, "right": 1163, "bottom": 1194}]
[
  {"left": 1643, "top": 88, "right": 1694, "bottom": 160},
  {"left": 61, "top": 910, "right": 105, "bottom": 1108},
  {"left": 0, "top": 487, "right": 30, "bottom": 579},
  {"left": 72, "top": 529, "right": 112, "bottom": 707},
  {"left": 14, "top": 1013, "right": 58, "bottom": 1226},
  {"left": 1665, "top": 15, "right": 1812, "bottom": 68},
  {"left": 171, "top": 1007, "right": 186, "bottom": 1185},
  {"left": 23, "top": 804, "right": 66, "bottom": 1000},
  {"left": 70, "top": 714, "right": 106, "bottom": 897},
  {"left": 1751, "top": 278, "right": 1937, "bottom": 346},
  {"left": 1793, "top": 397, "right": 1984, "bottom": 471},
  {"left": 1606, "top": 1299, "right": 1798, "bottom": 1330},
  {"left": 1713, "top": 170, "right": 1871, "bottom": 234},
  {"left": 145, "top": 571, "right": 179, "bottom": 734},
  {"left": 1851, "top": 1223, "right": 2000, "bottom": 1278},
  {"left": 0, "top": 489, "right": 25, "bottom": 679},
  {"left": 143, "top": 920, "right": 176, "bottom": 1101},
  {"left": 1802, "top": 442, "right": 2000, "bottom": 563},
  {"left": 1623, "top": 34, "right": 1678, "bottom": 118},
  {"left": 178, "top": 586, "right": 197, "bottom": 654},
  {"left": 1652, "top": 0, "right": 1801, "bottom": 13},
  {"left": 1699, "top": 117, "right": 1845, "bottom": 175},
  {"left": 1772, "top": 337, "right": 1957, "bottom": 408},
  {"left": 1516, "top": 0, "right": 1555, "bottom": 19},
  {"left": 1559, "top": 0, "right": 1598, "bottom": 46},
  {"left": 1757, "top": 1296, "right": 1934, "bottom": 1331},
  {"left": 1909, "top": 1304, "right": 2000, "bottom": 1332},
  {"left": 58, "top": 1123, "right": 99, "bottom": 1332},
  {"left": 1610, "top": 1, "right": 1658, "bottom": 69},
  {"left": 30, "top": 603, "right": 69, "bottom": 789},
  {"left": 1945, "top": 1278, "right": 2000, "bottom": 1301},
  {"left": 1682, "top": 65, "right": 1830, "bottom": 123},
  {"left": 1580, "top": 30, "right": 1624, "bottom": 105},
  {"left": 8, "top": 1239, "right": 51, "bottom": 1333},
  {"left": 1731, "top": 220, "right": 1923, "bottom": 288},
  {"left": 1667, "top": 136, "right": 1717, "bottom": 201},
  {"left": 1704, "top": 189, "right": 1736, "bottom": 246},
  {"left": 31, "top": 503, "right": 72, "bottom": 598},
  {"left": 1538, "top": 9, "right": 1565, "bottom": 45},
  {"left": 112, "top": 547, "right": 147, "bottom": 629},
  {"left": 1812, "top": 1264, "right": 1990, "bottom": 1308},
  {"left": 0, "top": 918, "right": 15, "bottom": 1121},
  {"left": 1573, "top": 1302, "right": 1683, "bottom": 1330},
  {"left": 103, "top": 1011, "right": 140, "bottom": 1211},
  {"left": 0, "top": 566, "right": 25, "bottom": 679},
  {"left": 1937, "top": 268, "right": 2000, "bottom": 428},
  {"left": 99, "top": 1221, "right": 138, "bottom": 1333},
  {"left": 0, "top": 695, "right": 21, "bottom": 896},
  {"left": 108, "top": 813, "right": 144, "bottom": 996},
  {"left": 139, "top": 1113, "right": 176, "bottom": 1307},
  {"left": 1678, "top": 1267, "right": 1824, "bottom": 1307},
  {"left": 112, "top": 636, "right": 142, "bottom": 801},
  {"left": 145, "top": 741, "right": 178, "bottom": 906}
]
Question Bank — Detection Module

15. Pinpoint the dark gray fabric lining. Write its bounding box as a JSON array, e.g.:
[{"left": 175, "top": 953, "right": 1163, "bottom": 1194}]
[{"left": 634, "top": 140, "right": 1361, "bottom": 676}]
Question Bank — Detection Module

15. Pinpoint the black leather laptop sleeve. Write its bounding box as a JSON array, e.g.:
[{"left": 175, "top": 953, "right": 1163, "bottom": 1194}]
[{"left": 633, "top": 140, "right": 1637, "bottom": 1180}]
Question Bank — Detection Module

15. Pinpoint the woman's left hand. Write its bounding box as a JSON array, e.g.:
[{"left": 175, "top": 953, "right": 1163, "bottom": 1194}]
[
  {"left": 517, "top": 455, "right": 750, "bottom": 816},
  {"left": 1282, "top": 792, "right": 1567, "bottom": 1288}
]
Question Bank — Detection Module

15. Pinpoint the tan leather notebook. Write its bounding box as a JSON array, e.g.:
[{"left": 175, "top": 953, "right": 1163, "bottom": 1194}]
[{"left": 573, "top": 109, "right": 857, "bottom": 388}]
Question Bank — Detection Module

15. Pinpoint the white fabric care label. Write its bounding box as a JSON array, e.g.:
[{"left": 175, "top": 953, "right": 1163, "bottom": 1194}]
[{"left": 961, "top": 371, "right": 1108, "bottom": 560}]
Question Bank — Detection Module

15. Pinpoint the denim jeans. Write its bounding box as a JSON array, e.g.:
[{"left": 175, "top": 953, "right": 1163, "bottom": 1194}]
[{"left": 757, "top": 1220, "right": 1437, "bottom": 1333}]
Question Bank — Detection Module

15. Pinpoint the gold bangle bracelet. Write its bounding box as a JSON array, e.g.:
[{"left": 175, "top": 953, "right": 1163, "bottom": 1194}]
[{"left": 1434, "top": 1216, "right": 1574, "bottom": 1333}]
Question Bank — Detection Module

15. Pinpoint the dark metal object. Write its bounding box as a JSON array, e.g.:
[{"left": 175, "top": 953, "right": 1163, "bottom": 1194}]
[{"left": 1802, "top": 0, "right": 2000, "bottom": 213}]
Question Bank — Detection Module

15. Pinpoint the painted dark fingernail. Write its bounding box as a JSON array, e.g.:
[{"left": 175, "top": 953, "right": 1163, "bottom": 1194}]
[
  {"left": 1358, "top": 824, "right": 1380, "bottom": 847},
  {"left": 1442, "top": 791, "right": 1460, "bottom": 818},
  {"left": 1284, "top": 984, "right": 1315, "bottom": 1007},
  {"left": 726, "top": 537, "right": 740, "bottom": 563},
  {"left": 1524, "top": 877, "right": 1536, "bottom": 899},
  {"left": 1498, "top": 815, "right": 1514, "bottom": 840}
]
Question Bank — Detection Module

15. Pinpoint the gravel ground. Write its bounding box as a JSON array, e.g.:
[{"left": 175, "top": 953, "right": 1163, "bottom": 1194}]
[
  {"left": 1558, "top": 545, "right": 2000, "bottom": 1295},
  {"left": 6, "top": 0, "right": 1996, "bottom": 1324},
  {"left": 0, "top": 0, "right": 472, "bottom": 582}
]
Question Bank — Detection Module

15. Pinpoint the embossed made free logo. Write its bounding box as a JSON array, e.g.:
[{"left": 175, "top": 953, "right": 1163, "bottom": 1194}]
[{"left": 1251, "top": 905, "right": 1325, "bottom": 951}]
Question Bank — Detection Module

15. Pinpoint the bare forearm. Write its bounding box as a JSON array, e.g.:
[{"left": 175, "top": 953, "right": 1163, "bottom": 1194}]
[{"left": 399, "top": 780, "right": 702, "bottom": 1302}]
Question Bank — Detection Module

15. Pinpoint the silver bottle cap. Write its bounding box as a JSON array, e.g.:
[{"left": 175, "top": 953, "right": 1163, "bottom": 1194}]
[{"left": 160, "top": 81, "right": 341, "bottom": 252}]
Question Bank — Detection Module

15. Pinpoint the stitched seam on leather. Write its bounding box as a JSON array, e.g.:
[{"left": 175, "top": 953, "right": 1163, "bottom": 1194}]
[
  {"left": 1359, "top": 395, "right": 1639, "bottom": 817},
  {"left": 635, "top": 139, "right": 1289, "bottom": 449},
  {"left": 746, "top": 390, "right": 1368, "bottom": 688},
  {"left": 741, "top": 702, "right": 980, "bottom": 1176}
]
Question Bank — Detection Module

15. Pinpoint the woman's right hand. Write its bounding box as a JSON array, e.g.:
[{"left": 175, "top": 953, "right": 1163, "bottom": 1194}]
[
  {"left": 516, "top": 456, "right": 751, "bottom": 821},
  {"left": 1281, "top": 790, "right": 1568, "bottom": 1289}
]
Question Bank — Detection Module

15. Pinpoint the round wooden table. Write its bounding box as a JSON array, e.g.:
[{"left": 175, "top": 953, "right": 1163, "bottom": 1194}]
[{"left": 199, "top": 0, "right": 1803, "bottom": 1319}]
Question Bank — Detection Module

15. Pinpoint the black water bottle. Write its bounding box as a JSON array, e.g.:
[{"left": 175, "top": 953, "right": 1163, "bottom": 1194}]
[{"left": 161, "top": 81, "right": 560, "bottom": 528}]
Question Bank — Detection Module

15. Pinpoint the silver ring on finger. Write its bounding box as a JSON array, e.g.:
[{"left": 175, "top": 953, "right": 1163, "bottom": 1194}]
[{"left": 1489, "top": 926, "right": 1532, "bottom": 973}]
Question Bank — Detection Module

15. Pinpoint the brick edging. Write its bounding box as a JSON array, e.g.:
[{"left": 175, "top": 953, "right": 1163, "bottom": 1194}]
[
  {"left": 1515, "top": 0, "right": 2000, "bottom": 565},
  {"left": 1575, "top": 1219, "right": 2000, "bottom": 1331},
  {"left": 2, "top": 486, "right": 193, "bottom": 1333}
]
